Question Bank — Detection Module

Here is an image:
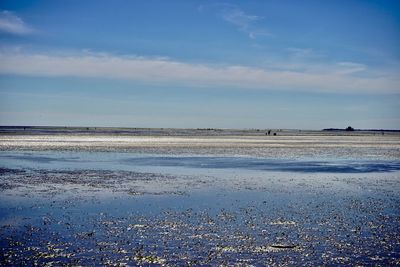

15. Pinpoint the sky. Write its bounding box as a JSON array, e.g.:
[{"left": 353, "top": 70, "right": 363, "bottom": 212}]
[{"left": 0, "top": 0, "right": 399, "bottom": 129}]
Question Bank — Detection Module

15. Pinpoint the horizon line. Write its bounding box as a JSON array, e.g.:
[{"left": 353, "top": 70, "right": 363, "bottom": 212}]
[{"left": 1, "top": 125, "right": 399, "bottom": 132}]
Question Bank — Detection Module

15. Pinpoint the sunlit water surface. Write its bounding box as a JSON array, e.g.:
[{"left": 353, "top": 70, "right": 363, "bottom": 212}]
[{"left": 0, "top": 134, "right": 399, "bottom": 265}]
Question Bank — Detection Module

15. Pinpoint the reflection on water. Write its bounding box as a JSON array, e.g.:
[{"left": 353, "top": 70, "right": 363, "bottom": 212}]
[
  {"left": 123, "top": 156, "right": 400, "bottom": 173},
  {"left": 1, "top": 151, "right": 400, "bottom": 173}
]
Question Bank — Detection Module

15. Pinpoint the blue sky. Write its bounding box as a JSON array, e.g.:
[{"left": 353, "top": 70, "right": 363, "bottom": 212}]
[{"left": 0, "top": 0, "right": 399, "bottom": 129}]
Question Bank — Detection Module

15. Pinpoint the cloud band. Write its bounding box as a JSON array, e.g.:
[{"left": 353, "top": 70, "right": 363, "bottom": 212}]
[{"left": 0, "top": 52, "right": 398, "bottom": 94}]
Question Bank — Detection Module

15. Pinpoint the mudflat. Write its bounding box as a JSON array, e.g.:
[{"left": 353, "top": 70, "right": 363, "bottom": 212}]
[{"left": 0, "top": 129, "right": 399, "bottom": 265}]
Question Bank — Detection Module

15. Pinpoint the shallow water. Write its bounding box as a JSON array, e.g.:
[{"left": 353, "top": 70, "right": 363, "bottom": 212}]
[
  {"left": 0, "top": 134, "right": 399, "bottom": 265},
  {"left": 1, "top": 150, "right": 400, "bottom": 174}
]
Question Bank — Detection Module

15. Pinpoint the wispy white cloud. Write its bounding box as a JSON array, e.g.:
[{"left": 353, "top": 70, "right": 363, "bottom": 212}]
[
  {"left": 201, "top": 4, "right": 269, "bottom": 39},
  {"left": 221, "top": 7, "right": 268, "bottom": 39},
  {"left": 0, "top": 10, "right": 34, "bottom": 35},
  {"left": 0, "top": 51, "right": 398, "bottom": 94},
  {"left": 264, "top": 52, "right": 369, "bottom": 75},
  {"left": 223, "top": 9, "right": 259, "bottom": 27},
  {"left": 336, "top": 62, "right": 367, "bottom": 74}
]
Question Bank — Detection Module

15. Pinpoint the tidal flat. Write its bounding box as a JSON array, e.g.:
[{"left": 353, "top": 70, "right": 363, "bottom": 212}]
[{"left": 0, "top": 129, "right": 399, "bottom": 266}]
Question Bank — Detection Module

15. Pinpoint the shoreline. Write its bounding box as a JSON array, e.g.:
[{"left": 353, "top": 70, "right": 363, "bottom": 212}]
[{"left": 1, "top": 126, "right": 399, "bottom": 137}]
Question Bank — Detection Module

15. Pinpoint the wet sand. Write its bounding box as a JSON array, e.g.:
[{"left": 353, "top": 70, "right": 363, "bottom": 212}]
[{"left": 0, "top": 130, "right": 399, "bottom": 265}]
